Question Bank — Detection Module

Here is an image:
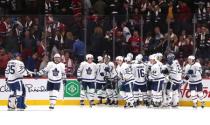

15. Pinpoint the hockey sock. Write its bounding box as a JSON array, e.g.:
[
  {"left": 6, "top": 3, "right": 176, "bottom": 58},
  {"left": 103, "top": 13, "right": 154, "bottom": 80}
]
[
  {"left": 191, "top": 90, "right": 198, "bottom": 104},
  {"left": 49, "top": 90, "right": 58, "bottom": 106}
]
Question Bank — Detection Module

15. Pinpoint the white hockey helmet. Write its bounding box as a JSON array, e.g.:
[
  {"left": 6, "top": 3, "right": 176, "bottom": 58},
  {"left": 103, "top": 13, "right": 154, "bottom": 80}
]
[
  {"left": 116, "top": 56, "right": 124, "bottom": 61},
  {"left": 125, "top": 56, "right": 132, "bottom": 62},
  {"left": 104, "top": 54, "right": 111, "bottom": 59},
  {"left": 188, "top": 55, "right": 195, "bottom": 60},
  {"left": 97, "top": 56, "right": 103, "bottom": 62},
  {"left": 155, "top": 53, "right": 163, "bottom": 61},
  {"left": 135, "top": 54, "right": 143, "bottom": 62},
  {"left": 149, "top": 54, "right": 156, "bottom": 60},
  {"left": 54, "top": 53, "right": 61, "bottom": 63},
  {"left": 86, "top": 54, "right": 94, "bottom": 60},
  {"left": 126, "top": 53, "right": 133, "bottom": 60},
  {"left": 54, "top": 53, "right": 61, "bottom": 58}
]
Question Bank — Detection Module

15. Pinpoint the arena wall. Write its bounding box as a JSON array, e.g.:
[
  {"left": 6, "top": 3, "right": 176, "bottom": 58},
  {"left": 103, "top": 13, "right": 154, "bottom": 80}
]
[{"left": 0, "top": 78, "right": 210, "bottom": 107}]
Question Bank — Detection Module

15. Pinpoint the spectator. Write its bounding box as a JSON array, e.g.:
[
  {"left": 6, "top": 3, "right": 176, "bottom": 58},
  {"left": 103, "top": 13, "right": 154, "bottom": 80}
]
[
  {"left": 4, "top": 29, "right": 19, "bottom": 53},
  {"left": 128, "top": 30, "right": 142, "bottom": 56},
  {"left": 73, "top": 36, "right": 85, "bottom": 63},
  {"left": 24, "top": 52, "right": 38, "bottom": 72},
  {"left": 0, "top": 48, "right": 10, "bottom": 76},
  {"left": 196, "top": 25, "right": 210, "bottom": 59},
  {"left": 62, "top": 51, "right": 75, "bottom": 77},
  {"left": 64, "top": 32, "right": 74, "bottom": 51},
  {"left": 90, "top": 26, "right": 104, "bottom": 58},
  {"left": 21, "top": 31, "right": 36, "bottom": 59},
  {"left": 39, "top": 55, "right": 49, "bottom": 70},
  {"left": 94, "top": 0, "right": 107, "bottom": 15},
  {"left": 178, "top": 35, "right": 193, "bottom": 58}
]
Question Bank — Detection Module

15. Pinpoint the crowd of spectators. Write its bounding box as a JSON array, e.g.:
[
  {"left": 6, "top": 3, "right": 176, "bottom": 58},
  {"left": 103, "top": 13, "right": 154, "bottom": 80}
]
[{"left": 0, "top": 0, "right": 210, "bottom": 78}]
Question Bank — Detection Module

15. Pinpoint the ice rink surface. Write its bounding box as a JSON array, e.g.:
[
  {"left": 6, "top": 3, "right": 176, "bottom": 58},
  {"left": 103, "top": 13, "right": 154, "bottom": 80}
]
[{"left": 0, "top": 105, "right": 209, "bottom": 125}]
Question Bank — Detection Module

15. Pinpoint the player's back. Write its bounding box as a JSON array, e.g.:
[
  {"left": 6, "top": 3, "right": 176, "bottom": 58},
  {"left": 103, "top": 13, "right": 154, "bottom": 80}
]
[
  {"left": 120, "top": 63, "right": 134, "bottom": 82},
  {"left": 149, "top": 62, "right": 164, "bottom": 81},
  {"left": 5, "top": 59, "right": 26, "bottom": 84},
  {"left": 169, "top": 60, "right": 182, "bottom": 82},
  {"left": 132, "top": 63, "right": 147, "bottom": 84}
]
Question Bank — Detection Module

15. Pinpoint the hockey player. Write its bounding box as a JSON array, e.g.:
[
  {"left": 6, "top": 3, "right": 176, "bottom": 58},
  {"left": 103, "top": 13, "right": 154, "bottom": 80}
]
[
  {"left": 145, "top": 55, "right": 154, "bottom": 107},
  {"left": 115, "top": 56, "right": 126, "bottom": 105},
  {"left": 103, "top": 54, "right": 118, "bottom": 106},
  {"left": 132, "top": 54, "right": 148, "bottom": 106},
  {"left": 163, "top": 53, "right": 182, "bottom": 107},
  {"left": 95, "top": 56, "right": 107, "bottom": 104},
  {"left": 118, "top": 56, "right": 135, "bottom": 108},
  {"left": 36, "top": 53, "right": 66, "bottom": 109},
  {"left": 184, "top": 55, "right": 205, "bottom": 108},
  {"left": 77, "top": 54, "right": 97, "bottom": 107},
  {"left": 5, "top": 53, "right": 33, "bottom": 110},
  {"left": 148, "top": 54, "right": 165, "bottom": 107}
]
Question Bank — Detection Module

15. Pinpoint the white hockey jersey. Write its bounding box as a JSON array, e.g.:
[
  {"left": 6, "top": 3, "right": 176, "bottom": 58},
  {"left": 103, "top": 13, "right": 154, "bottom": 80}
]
[
  {"left": 104, "top": 62, "right": 117, "bottom": 80},
  {"left": 38, "top": 61, "right": 66, "bottom": 83},
  {"left": 5, "top": 59, "right": 31, "bottom": 84},
  {"left": 184, "top": 62, "right": 202, "bottom": 84},
  {"left": 118, "top": 63, "right": 135, "bottom": 83},
  {"left": 95, "top": 63, "right": 106, "bottom": 83},
  {"left": 149, "top": 62, "right": 164, "bottom": 82},
  {"left": 166, "top": 60, "right": 182, "bottom": 84},
  {"left": 145, "top": 61, "right": 152, "bottom": 77},
  {"left": 132, "top": 62, "right": 147, "bottom": 85},
  {"left": 77, "top": 61, "right": 97, "bottom": 82},
  {"left": 116, "top": 63, "right": 124, "bottom": 84}
]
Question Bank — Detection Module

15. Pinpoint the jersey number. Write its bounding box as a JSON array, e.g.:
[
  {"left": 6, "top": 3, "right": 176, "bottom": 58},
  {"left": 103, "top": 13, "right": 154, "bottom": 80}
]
[
  {"left": 137, "top": 69, "right": 145, "bottom": 78},
  {"left": 9, "top": 65, "right": 15, "bottom": 74}
]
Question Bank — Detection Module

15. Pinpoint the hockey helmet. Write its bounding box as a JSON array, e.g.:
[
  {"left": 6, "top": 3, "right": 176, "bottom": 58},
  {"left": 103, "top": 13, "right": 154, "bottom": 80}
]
[
  {"left": 86, "top": 54, "right": 94, "bottom": 60},
  {"left": 135, "top": 54, "right": 143, "bottom": 62}
]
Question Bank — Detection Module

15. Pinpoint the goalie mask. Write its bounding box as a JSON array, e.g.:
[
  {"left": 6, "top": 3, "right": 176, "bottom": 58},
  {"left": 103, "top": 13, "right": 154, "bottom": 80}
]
[{"left": 167, "top": 53, "right": 175, "bottom": 65}]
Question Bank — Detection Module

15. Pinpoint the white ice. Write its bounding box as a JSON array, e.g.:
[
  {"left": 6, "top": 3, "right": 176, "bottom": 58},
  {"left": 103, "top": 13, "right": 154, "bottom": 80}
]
[{"left": 0, "top": 105, "right": 209, "bottom": 125}]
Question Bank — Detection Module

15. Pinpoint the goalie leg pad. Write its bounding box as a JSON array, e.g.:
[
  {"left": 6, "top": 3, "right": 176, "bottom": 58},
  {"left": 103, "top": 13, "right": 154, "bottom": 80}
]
[
  {"left": 8, "top": 95, "right": 16, "bottom": 109},
  {"left": 16, "top": 95, "right": 26, "bottom": 109},
  {"left": 172, "top": 90, "right": 179, "bottom": 106}
]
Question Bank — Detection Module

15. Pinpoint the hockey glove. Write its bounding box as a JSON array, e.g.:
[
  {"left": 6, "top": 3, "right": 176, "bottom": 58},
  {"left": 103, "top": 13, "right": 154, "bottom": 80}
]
[
  {"left": 100, "top": 72, "right": 105, "bottom": 76},
  {"left": 104, "top": 67, "right": 110, "bottom": 72},
  {"left": 5, "top": 78, "right": 8, "bottom": 84},
  {"left": 184, "top": 75, "right": 189, "bottom": 80},
  {"left": 161, "top": 69, "right": 169, "bottom": 74},
  {"left": 63, "top": 79, "right": 67, "bottom": 86},
  {"left": 104, "top": 76, "right": 109, "bottom": 81},
  {"left": 188, "top": 69, "right": 194, "bottom": 75},
  {"left": 33, "top": 72, "right": 40, "bottom": 79},
  {"left": 77, "top": 78, "right": 82, "bottom": 82}
]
